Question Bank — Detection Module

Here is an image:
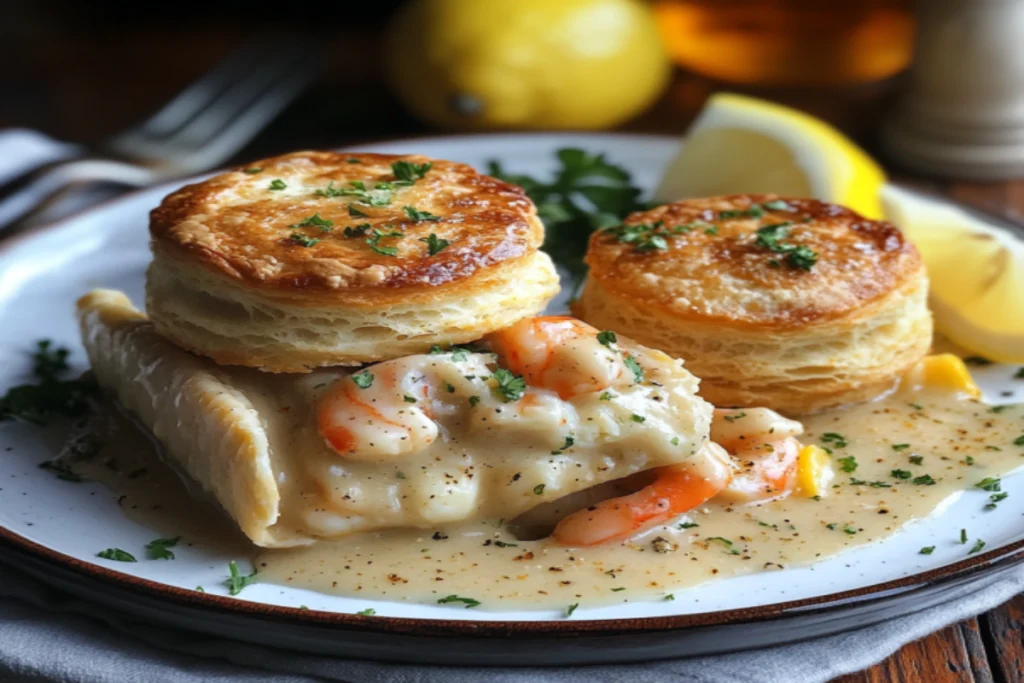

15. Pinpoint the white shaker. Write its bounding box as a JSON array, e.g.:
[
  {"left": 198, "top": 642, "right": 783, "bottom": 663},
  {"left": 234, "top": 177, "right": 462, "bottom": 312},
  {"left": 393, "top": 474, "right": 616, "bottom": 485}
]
[{"left": 883, "top": 0, "right": 1024, "bottom": 179}]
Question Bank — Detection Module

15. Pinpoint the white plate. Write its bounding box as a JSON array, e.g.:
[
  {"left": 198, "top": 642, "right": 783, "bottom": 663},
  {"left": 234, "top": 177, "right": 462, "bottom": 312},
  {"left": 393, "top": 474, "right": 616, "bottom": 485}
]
[{"left": 0, "top": 133, "right": 1022, "bottom": 664}]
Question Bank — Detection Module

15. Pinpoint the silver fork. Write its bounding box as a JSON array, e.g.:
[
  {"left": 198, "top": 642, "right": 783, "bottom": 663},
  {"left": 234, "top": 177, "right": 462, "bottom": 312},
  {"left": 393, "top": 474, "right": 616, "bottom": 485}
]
[{"left": 0, "top": 35, "right": 323, "bottom": 232}]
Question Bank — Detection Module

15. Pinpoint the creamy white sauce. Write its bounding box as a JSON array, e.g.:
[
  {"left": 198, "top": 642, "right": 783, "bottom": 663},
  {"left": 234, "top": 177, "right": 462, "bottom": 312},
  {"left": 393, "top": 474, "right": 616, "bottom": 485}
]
[{"left": 74, "top": 389, "right": 1024, "bottom": 611}]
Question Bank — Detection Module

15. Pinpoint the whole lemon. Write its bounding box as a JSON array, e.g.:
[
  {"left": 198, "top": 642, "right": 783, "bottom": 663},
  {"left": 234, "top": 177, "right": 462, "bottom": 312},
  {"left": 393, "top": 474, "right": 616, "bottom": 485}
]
[{"left": 384, "top": 0, "right": 671, "bottom": 130}]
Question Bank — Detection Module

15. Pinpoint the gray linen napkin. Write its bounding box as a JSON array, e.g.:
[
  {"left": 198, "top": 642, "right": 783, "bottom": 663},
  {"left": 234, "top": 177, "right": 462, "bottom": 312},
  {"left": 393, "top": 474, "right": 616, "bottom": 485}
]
[{"left": 1, "top": 560, "right": 1022, "bottom": 683}]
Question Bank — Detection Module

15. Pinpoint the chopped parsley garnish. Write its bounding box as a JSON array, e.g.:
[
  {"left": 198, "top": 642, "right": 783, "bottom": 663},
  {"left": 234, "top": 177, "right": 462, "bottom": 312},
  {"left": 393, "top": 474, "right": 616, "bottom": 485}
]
[
  {"left": 391, "top": 160, "right": 432, "bottom": 183},
  {"left": 444, "top": 382, "right": 456, "bottom": 393},
  {"left": 224, "top": 561, "right": 258, "bottom": 596},
  {"left": 677, "top": 522, "right": 699, "bottom": 529},
  {"left": 623, "top": 355, "right": 644, "bottom": 383},
  {"left": 753, "top": 222, "right": 818, "bottom": 270},
  {"left": 671, "top": 436, "right": 680, "bottom": 446},
  {"left": 909, "top": 455, "right": 924, "bottom": 465},
  {"left": 268, "top": 179, "right": 287, "bottom": 191},
  {"left": 290, "top": 213, "right": 334, "bottom": 232},
  {"left": 821, "top": 432, "right": 848, "bottom": 448},
  {"left": 975, "top": 477, "right": 1002, "bottom": 492},
  {"left": 991, "top": 406, "right": 1011, "bottom": 414},
  {"left": 630, "top": 414, "right": 646, "bottom": 423},
  {"left": 491, "top": 367, "right": 526, "bottom": 402},
  {"left": 919, "top": 546, "right": 935, "bottom": 555},
  {"left": 723, "top": 412, "right": 747, "bottom": 423},
  {"left": 565, "top": 603, "right": 579, "bottom": 618},
  {"left": 596, "top": 330, "right": 617, "bottom": 347},
  {"left": 468, "top": 395, "right": 481, "bottom": 407},
  {"left": 316, "top": 180, "right": 393, "bottom": 206},
  {"left": 891, "top": 469, "right": 912, "bottom": 480},
  {"left": 837, "top": 456, "right": 858, "bottom": 473},
  {"left": 403, "top": 395, "right": 417, "bottom": 403},
  {"left": 243, "top": 167, "right": 263, "bottom": 174},
  {"left": 849, "top": 478, "right": 891, "bottom": 488},
  {"left": 664, "top": 594, "right": 675, "bottom": 601},
  {"left": 912, "top": 474, "right": 936, "bottom": 486},
  {"left": 420, "top": 233, "right": 450, "bottom": 255},
  {"left": 145, "top": 536, "right": 181, "bottom": 560},
  {"left": 1014, "top": 435, "right": 1024, "bottom": 446},
  {"left": 348, "top": 205, "right": 369, "bottom": 218},
  {"left": 493, "top": 540, "right": 518, "bottom": 548},
  {"left": 986, "top": 492, "right": 1009, "bottom": 510},
  {"left": 908, "top": 402, "right": 923, "bottom": 410},
  {"left": 843, "top": 525, "right": 857, "bottom": 535},
  {"left": 611, "top": 587, "right": 626, "bottom": 592},
  {"left": 288, "top": 233, "right": 320, "bottom": 247},
  {"left": 1015, "top": 367, "right": 1024, "bottom": 379},
  {"left": 599, "top": 391, "right": 614, "bottom": 401},
  {"left": 763, "top": 199, "right": 794, "bottom": 211},
  {"left": 488, "top": 149, "right": 648, "bottom": 281},
  {"left": 1, "top": 340, "right": 98, "bottom": 425},
  {"left": 961, "top": 528, "right": 968, "bottom": 544},
  {"left": 719, "top": 205, "right": 763, "bottom": 220},
  {"left": 707, "top": 537, "right": 734, "bottom": 547},
  {"left": 437, "top": 594, "right": 480, "bottom": 608},
  {"left": 968, "top": 539, "right": 986, "bottom": 554},
  {"left": 892, "top": 443, "right": 911, "bottom": 451},
  {"left": 96, "top": 548, "right": 136, "bottom": 562},
  {"left": 356, "top": 608, "right": 376, "bottom": 616},
  {"left": 352, "top": 371, "right": 374, "bottom": 389},
  {"left": 533, "top": 484, "right": 546, "bottom": 495},
  {"left": 347, "top": 158, "right": 361, "bottom": 163},
  {"left": 366, "top": 228, "right": 404, "bottom": 256},
  {"left": 703, "top": 225, "right": 719, "bottom": 236},
  {"left": 343, "top": 223, "right": 371, "bottom": 238},
  {"left": 551, "top": 435, "right": 574, "bottom": 454},
  {"left": 404, "top": 206, "right": 441, "bottom": 222}
]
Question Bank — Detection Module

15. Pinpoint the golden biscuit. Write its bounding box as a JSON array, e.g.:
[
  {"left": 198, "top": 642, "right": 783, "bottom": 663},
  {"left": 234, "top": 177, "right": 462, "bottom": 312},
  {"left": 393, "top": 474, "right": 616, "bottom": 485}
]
[
  {"left": 574, "top": 194, "right": 932, "bottom": 415},
  {"left": 147, "top": 151, "right": 559, "bottom": 372}
]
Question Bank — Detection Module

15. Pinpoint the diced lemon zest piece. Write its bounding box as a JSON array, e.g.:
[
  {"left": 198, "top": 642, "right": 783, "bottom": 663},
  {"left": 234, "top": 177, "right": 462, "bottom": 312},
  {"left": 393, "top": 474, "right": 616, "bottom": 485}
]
[
  {"left": 796, "top": 444, "right": 833, "bottom": 498},
  {"left": 903, "top": 354, "right": 981, "bottom": 399}
]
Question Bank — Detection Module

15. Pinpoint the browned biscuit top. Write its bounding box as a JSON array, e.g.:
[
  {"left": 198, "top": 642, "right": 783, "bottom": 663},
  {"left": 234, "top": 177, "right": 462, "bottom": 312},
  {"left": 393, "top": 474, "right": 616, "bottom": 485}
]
[
  {"left": 150, "top": 151, "right": 542, "bottom": 299},
  {"left": 584, "top": 194, "right": 923, "bottom": 328}
]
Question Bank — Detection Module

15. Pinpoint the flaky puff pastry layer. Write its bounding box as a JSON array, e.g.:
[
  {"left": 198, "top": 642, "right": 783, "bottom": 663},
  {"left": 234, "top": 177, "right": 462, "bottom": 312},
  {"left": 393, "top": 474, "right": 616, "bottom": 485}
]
[
  {"left": 574, "top": 195, "right": 933, "bottom": 415},
  {"left": 147, "top": 151, "right": 559, "bottom": 372}
]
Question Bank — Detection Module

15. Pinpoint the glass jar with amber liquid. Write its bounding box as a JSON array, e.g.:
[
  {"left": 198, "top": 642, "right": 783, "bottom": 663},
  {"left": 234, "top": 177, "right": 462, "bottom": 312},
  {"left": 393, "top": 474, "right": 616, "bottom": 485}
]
[{"left": 651, "top": 0, "right": 915, "bottom": 86}]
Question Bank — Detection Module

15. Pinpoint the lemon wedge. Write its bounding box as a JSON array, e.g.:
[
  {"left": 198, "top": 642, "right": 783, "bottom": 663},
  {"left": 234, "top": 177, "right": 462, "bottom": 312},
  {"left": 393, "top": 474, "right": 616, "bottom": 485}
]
[
  {"left": 655, "top": 93, "right": 886, "bottom": 218},
  {"left": 883, "top": 186, "right": 1024, "bottom": 363}
]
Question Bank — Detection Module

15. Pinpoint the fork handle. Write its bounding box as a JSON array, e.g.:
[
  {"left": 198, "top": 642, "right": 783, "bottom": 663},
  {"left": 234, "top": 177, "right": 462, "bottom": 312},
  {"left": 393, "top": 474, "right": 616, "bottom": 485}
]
[{"left": 0, "top": 158, "right": 156, "bottom": 233}]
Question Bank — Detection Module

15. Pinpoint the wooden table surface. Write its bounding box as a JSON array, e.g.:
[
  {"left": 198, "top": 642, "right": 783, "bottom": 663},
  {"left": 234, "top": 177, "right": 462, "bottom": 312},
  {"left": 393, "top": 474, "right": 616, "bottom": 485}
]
[{"left": 3, "top": 23, "right": 1023, "bottom": 683}]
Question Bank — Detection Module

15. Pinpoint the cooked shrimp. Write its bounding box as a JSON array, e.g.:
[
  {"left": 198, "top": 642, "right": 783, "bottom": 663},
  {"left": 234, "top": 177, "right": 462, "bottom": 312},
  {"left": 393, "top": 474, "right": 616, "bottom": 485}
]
[
  {"left": 486, "top": 316, "right": 625, "bottom": 399},
  {"left": 711, "top": 408, "right": 804, "bottom": 503},
  {"left": 551, "top": 443, "right": 732, "bottom": 546},
  {"left": 316, "top": 360, "right": 439, "bottom": 462}
]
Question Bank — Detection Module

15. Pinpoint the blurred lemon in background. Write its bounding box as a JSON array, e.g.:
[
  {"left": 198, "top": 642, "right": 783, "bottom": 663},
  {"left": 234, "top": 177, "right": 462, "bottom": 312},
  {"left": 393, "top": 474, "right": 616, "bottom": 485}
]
[
  {"left": 654, "top": 93, "right": 886, "bottom": 218},
  {"left": 882, "top": 187, "right": 1024, "bottom": 363},
  {"left": 384, "top": 0, "right": 671, "bottom": 130}
]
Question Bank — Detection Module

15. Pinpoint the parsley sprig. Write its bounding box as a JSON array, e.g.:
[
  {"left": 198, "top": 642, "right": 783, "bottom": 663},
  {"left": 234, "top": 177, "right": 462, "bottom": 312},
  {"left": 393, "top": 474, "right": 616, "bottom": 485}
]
[
  {"left": 1, "top": 340, "right": 98, "bottom": 425},
  {"left": 488, "top": 148, "right": 649, "bottom": 282}
]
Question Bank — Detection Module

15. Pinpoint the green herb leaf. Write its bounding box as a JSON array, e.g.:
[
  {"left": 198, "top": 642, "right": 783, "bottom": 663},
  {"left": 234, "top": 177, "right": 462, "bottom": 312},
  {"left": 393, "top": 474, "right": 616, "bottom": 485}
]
[
  {"left": 723, "top": 412, "right": 747, "bottom": 423},
  {"left": 763, "top": 199, "right": 794, "bottom": 211},
  {"left": 912, "top": 474, "right": 937, "bottom": 486},
  {"left": 352, "top": 371, "right": 374, "bottom": 389},
  {"left": 986, "top": 492, "right": 1009, "bottom": 510},
  {"left": 909, "top": 454, "right": 924, "bottom": 465},
  {"left": 533, "top": 483, "right": 546, "bottom": 495},
  {"left": 290, "top": 213, "right": 334, "bottom": 231},
  {"left": 356, "top": 608, "right": 376, "bottom": 616},
  {"left": 97, "top": 548, "right": 136, "bottom": 562},
  {"left": 419, "top": 233, "right": 450, "bottom": 255},
  {"left": 961, "top": 528, "right": 968, "bottom": 544},
  {"left": 630, "top": 413, "right": 646, "bottom": 423},
  {"left": 837, "top": 456, "right": 858, "bottom": 473},
  {"left": 892, "top": 443, "right": 911, "bottom": 451},
  {"left": 224, "top": 561, "right": 258, "bottom": 596},
  {"left": 968, "top": 539, "right": 986, "bottom": 554},
  {"left": 288, "top": 233, "right": 320, "bottom": 247},
  {"left": 468, "top": 395, "right": 481, "bottom": 407},
  {"left": 975, "top": 477, "right": 1002, "bottom": 492},
  {"left": 919, "top": 546, "right": 935, "bottom": 555},
  {"left": 403, "top": 395, "right": 417, "bottom": 403},
  {"left": 821, "top": 433, "right": 849, "bottom": 448},
  {"left": 551, "top": 435, "right": 574, "bottom": 454},
  {"left": 891, "top": 469, "right": 912, "bottom": 480},
  {"left": 597, "top": 330, "right": 617, "bottom": 347},
  {"left": 565, "top": 603, "right": 579, "bottom": 617},
  {"left": 404, "top": 206, "right": 441, "bottom": 222},
  {"left": 491, "top": 368, "right": 526, "bottom": 402},
  {"left": 243, "top": 167, "right": 263, "bottom": 174},
  {"left": 348, "top": 205, "right": 369, "bottom": 218},
  {"left": 437, "top": 594, "right": 480, "bottom": 608},
  {"left": 391, "top": 160, "right": 432, "bottom": 182},
  {"left": 268, "top": 179, "right": 287, "bottom": 191},
  {"left": 145, "top": 536, "right": 181, "bottom": 560},
  {"left": 678, "top": 522, "right": 699, "bottom": 529},
  {"left": 623, "top": 355, "right": 644, "bottom": 383}
]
